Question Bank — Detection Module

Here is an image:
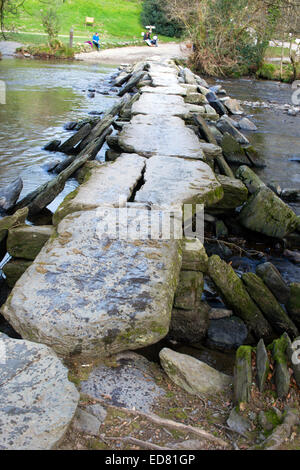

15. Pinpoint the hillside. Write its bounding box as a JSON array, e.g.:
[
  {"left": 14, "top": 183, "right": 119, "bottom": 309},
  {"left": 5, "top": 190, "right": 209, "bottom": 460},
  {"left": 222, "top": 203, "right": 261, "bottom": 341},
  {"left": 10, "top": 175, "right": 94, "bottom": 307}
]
[{"left": 4, "top": 0, "right": 176, "bottom": 46}]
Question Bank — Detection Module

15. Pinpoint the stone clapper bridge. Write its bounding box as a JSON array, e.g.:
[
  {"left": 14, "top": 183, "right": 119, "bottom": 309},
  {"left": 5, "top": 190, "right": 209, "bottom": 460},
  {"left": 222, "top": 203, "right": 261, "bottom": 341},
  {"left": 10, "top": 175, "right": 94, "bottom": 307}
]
[
  {"left": 2, "top": 58, "right": 223, "bottom": 358},
  {"left": 0, "top": 57, "right": 225, "bottom": 449}
]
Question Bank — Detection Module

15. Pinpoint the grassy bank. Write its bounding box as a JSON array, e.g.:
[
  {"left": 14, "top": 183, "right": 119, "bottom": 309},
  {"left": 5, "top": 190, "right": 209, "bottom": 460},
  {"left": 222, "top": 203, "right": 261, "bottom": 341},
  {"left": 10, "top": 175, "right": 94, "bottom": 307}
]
[
  {"left": 3, "top": 0, "right": 177, "bottom": 45},
  {"left": 256, "top": 62, "right": 300, "bottom": 83}
]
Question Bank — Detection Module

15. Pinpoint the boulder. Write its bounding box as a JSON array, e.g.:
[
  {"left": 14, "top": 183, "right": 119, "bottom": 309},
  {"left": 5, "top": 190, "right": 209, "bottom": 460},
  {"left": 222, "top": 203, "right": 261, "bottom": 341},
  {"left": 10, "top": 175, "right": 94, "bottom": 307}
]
[
  {"left": 183, "top": 68, "right": 197, "bottom": 85},
  {"left": 193, "top": 114, "right": 218, "bottom": 145},
  {"left": 209, "top": 174, "right": 248, "bottom": 212},
  {"left": 223, "top": 98, "right": 244, "bottom": 115},
  {"left": 81, "top": 351, "right": 165, "bottom": 413},
  {"left": 0, "top": 207, "right": 28, "bottom": 243},
  {"left": 43, "top": 139, "right": 61, "bottom": 152},
  {"left": 237, "top": 118, "right": 257, "bottom": 131},
  {"left": 7, "top": 225, "right": 53, "bottom": 260},
  {"left": 242, "top": 273, "right": 298, "bottom": 338},
  {"left": 256, "top": 262, "right": 290, "bottom": 305},
  {"left": 159, "top": 348, "right": 232, "bottom": 396},
  {"left": 234, "top": 345, "right": 252, "bottom": 403},
  {"left": 235, "top": 165, "right": 266, "bottom": 194},
  {"left": 215, "top": 220, "right": 228, "bottom": 238},
  {"left": 2, "top": 258, "right": 32, "bottom": 288},
  {"left": 217, "top": 116, "right": 249, "bottom": 145},
  {"left": 181, "top": 237, "right": 208, "bottom": 272},
  {"left": 184, "top": 93, "right": 207, "bottom": 105},
  {"left": 169, "top": 301, "right": 210, "bottom": 343},
  {"left": 244, "top": 146, "right": 266, "bottom": 168},
  {"left": 221, "top": 133, "right": 251, "bottom": 165},
  {"left": 287, "top": 283, "right": 300, "bottom": 328},
  {"left": 134, "top": 155, "right": 223, "bottom": 210},
  {"left": 207, "top": 255, "right": 273, "bottom": 340},
  {"left": 207, "top": 316, "right": 248, "bottom": 351},
  {"left": 209, "top": 308, "right": 233, "bottom": 320},
  {"left": 174, "top": 271, "right": 204, "bottom": 310},
  {"left": 256, "top": 339, "right": 269, "bottom": 392},
  {"left": 0, "top": 178, "right": 23, "bottom": 212},
  {"left": 238, "top": 187, "right": 299, "bottom": 239},
  {"left": 0, "top": 333, "right": 79, "bottom": 449},
  {"left": 72, "top": 409, "right": 101, "bottom": 436},
  {"left": 273, "top": 336, "right": 290, "bottom": 399},
  {"left": 2, "top": 208, "right": 182, "bottom": 358},
  {"left": 227, "top": 408, "right": 251, "bottom": 436}
]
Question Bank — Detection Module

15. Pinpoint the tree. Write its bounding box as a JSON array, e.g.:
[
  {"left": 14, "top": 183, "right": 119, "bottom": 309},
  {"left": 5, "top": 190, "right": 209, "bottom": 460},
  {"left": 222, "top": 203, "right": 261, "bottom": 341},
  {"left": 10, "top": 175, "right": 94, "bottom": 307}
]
[
  {"left": 164, "top": 0, "right": 300, "bottom": 76},
  {"left": 0, "top": 0, "right": 25, "bottom": 38},
  {"left": 141, "top": 0, "right": 184, "bottom": 38},
  {"left": 40, "top": 6, "right": 60, "bottom": 41}
]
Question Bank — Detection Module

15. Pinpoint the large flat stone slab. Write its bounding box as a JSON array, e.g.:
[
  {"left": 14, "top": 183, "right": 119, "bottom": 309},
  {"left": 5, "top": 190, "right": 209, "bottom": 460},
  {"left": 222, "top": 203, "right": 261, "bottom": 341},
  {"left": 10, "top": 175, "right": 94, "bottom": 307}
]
[
  {"left": 150, "top": 72, "right": 179, "bottom": 87},
  {"left": 132, "top": 93, "right": 187, "bottom": 118},
  {"left": 135, "top": 155, "right": 223, "bottom": 209},
  {"left": 2, "top": 208, "right": 182, "bottom": 358},
  {"left": 0, "top": 333, "right": 79, "bottom": 450},
  {"left": 53, "top": 153, "right": 146, "bottom": 225},
  {"left": 141, "top": 85, "right": 187, "bottom": 96},
  {"left": 118, "top": 115, "right": 204, "bottom": 160}
]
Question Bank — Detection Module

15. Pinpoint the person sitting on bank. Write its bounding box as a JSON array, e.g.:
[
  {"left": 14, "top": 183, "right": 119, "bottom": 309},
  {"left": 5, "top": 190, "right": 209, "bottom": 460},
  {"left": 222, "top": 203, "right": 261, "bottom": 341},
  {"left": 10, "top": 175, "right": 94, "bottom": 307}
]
[
  {"left": 142, "top": 31, "right": 153, "bottom": 47},
  {"left": 92, "top": 32, "right": 100, "bottom": 50}
]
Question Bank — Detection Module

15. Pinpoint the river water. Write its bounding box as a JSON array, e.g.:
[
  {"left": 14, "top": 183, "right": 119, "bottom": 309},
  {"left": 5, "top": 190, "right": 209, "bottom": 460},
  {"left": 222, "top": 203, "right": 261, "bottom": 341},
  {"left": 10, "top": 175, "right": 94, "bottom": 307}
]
[{"left": 0, "top": 58, "right": 117, "bottom": 212}]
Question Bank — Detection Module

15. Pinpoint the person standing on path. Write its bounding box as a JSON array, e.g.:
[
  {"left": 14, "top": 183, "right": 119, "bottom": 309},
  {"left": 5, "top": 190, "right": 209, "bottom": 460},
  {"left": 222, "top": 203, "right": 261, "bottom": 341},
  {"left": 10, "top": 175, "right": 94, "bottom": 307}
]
[{"left": 92, "top": 32, "right": 100, "bottom": 51}]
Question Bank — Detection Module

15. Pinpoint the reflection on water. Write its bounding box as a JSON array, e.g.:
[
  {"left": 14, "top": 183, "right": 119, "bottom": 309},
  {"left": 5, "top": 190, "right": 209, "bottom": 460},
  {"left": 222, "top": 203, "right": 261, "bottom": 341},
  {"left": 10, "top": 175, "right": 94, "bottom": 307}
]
[{"left": 0, "top": 58, "right": 117, "bottom": 212}]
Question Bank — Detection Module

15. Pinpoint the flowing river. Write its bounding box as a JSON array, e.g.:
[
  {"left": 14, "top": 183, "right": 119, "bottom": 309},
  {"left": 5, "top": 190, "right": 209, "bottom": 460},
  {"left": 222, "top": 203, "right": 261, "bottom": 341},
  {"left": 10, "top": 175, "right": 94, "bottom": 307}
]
[{"left": 0, "top": 58, "right": 117, "bottom": 212}]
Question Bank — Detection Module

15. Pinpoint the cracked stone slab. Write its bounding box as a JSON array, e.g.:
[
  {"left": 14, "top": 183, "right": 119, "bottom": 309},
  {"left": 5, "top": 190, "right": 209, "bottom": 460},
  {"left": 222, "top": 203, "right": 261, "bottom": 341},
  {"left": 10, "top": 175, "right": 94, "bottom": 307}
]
[
  {"left": 81, "top": 351, "right": 165, "bottom": 413},
  {"left": 0, "top": 333, "right": 79, "bottom": 450},
  {"left": 135, "top": 155, "right": 223, "bottom": 209},
  {"left": 2, "top": 208, "right": 182, "bottom": 358},
  {"left": 53, "top": 153, "right": 146, "bottom": 225},
  {"left": 118, "top": 115, "right": 204, "bottom": 160},
  {"left": 132, "top": 93, "right": 188, "bottom": 118}
]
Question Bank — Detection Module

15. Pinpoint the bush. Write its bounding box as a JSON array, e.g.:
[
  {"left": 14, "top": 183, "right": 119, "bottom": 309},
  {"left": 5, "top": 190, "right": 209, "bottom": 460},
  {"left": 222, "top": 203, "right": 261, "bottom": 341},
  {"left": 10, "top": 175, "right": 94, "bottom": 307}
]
[{"left": 141, "top": 0, "right": 183, "bottom": 38}]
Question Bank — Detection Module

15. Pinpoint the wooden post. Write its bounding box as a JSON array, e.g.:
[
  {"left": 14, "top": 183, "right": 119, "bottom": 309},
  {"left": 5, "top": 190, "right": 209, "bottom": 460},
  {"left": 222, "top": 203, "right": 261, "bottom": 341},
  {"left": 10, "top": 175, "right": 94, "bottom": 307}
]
[{"left": 69, "top": 28, "right": 74, "bottom": 49}]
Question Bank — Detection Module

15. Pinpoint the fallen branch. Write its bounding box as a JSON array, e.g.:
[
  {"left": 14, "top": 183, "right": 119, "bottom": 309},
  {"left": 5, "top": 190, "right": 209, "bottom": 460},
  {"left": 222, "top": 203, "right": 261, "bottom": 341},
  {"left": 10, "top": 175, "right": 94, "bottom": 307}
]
[
  {"left": 204, "top": 237, "right": 264, "bottom": 258},
  {"left": 84, "top": 394, "right": 229, "bottom": 448}
]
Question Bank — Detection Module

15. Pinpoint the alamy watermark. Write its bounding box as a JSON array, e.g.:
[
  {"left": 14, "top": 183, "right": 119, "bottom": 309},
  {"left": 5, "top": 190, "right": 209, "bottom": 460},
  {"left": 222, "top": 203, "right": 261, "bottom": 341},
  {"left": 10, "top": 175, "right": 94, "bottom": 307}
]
[
  {"left": 95, "top": 200, "right": 204, "bottom": 242},
  {"left": 292, "top": 80, "right": 300, "bottom": 106},
  {"left": 0, "top": 340, "right": 7, "bottom": 364},
  {"left": 291, "top": 339, "right": 300, "bottom": 366},
  {"left": 0, "top": 80, "right": 6, "bottom": 105}
]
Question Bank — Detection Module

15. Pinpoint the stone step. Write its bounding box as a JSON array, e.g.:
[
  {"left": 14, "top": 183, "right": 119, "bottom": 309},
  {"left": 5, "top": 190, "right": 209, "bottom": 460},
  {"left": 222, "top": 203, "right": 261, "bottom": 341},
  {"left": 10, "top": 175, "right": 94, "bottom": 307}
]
[
  {"left": 134, "top": 155, "right": 223, "bottom": 209},
  {"left": 118, "top": 114, "right": 205, "bottom": 160},
  {"left": 53, "top": 153, "right": 146, "bottom": 225},
  {"left": 2, "top": 208, "right": 182, "bottom": 358},
  {"left": 132, "top": 92, "right": 188, "bottom": 118}
]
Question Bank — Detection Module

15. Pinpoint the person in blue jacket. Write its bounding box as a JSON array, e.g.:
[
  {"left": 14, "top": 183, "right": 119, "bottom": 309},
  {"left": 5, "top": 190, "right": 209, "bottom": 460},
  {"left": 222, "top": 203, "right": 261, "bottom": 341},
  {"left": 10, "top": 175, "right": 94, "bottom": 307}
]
[{"left": 92, "top": 32, "right": 100, "bottom": 50}]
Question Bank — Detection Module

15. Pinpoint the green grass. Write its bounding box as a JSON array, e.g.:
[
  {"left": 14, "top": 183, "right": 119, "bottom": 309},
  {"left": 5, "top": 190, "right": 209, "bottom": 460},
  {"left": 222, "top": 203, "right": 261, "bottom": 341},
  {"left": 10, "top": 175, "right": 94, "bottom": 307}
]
[{"left": 3, "top": 0, "right": 176, "bottom": 43}]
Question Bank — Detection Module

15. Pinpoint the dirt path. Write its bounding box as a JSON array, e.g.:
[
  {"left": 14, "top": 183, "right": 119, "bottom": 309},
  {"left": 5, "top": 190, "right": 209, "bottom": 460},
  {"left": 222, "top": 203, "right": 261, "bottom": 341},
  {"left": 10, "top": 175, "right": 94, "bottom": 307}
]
[
  {"left": 0, "top": 41, "right": 23, "bottom": 56},
  {"left": 75, "top": 42, "right": 190, "bottom": 64}
]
